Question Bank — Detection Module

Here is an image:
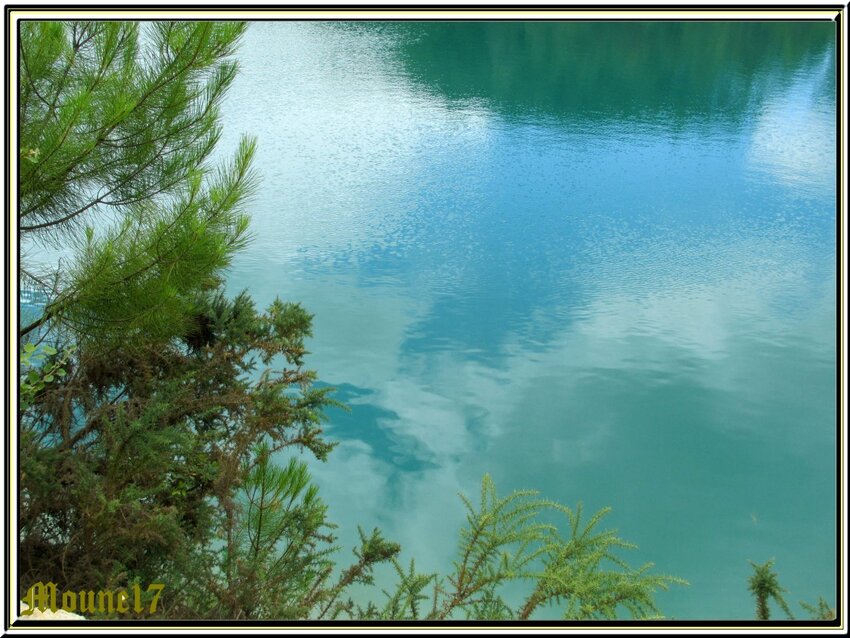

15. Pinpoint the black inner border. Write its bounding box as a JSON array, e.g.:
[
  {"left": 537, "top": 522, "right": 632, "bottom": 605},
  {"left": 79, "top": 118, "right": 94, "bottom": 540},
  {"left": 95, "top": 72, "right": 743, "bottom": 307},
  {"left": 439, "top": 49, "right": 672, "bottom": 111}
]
[{"left": 4, "top": 4, "right": 846, "bottom": 631}]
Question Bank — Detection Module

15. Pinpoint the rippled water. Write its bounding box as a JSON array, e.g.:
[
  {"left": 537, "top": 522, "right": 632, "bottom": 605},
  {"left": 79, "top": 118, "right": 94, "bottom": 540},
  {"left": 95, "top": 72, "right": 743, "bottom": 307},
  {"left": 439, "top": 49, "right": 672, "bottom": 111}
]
[{"left": 216, "top": 22, "right": 837, "bottom": 620}]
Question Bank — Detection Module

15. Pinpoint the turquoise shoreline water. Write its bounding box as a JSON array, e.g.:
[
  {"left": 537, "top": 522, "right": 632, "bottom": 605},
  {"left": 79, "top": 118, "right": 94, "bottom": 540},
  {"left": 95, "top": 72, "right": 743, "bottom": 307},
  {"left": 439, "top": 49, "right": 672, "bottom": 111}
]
[{"left": 212, "top": 22, "right": 838, "bottom": 619}]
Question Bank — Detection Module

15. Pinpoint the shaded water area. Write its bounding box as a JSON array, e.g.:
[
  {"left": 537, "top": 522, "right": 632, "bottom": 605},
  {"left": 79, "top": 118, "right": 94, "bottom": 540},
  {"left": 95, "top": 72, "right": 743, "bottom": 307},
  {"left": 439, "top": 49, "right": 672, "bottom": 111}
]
[{"left": 215, "top": 21, "right": 837, "bottom": 619}]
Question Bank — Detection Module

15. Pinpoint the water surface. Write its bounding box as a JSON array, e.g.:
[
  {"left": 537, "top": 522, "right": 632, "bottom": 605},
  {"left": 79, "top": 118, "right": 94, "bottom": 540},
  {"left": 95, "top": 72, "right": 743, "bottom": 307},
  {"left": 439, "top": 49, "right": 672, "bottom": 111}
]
[{"left": 216, "top": 21, "right": 837, "bottom": 620}]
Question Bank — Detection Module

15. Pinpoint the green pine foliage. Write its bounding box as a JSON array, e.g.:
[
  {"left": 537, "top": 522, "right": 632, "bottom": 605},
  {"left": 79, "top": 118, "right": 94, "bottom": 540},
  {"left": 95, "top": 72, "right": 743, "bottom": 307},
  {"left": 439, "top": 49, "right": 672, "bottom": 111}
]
[
  {"left": 526, "top": 502, "right": 685, "bottom": 620},
  {"left": 746, "top": 560, "right": 836, "bottom": 623},
  {"left": 19, "top": 20, "right": 255, "bottom": 348},
  {"left": 20, "top": 289, "right": 340, "bottom": 607},
  {"left": 747, "top": 559, "right": 795, "bottom": 620},
  {"left": 800, "top": 597, "right": 836, "bottom": 621},
  {"left": 331, "top": 475, "right": 685, "bottom": 621},
  {"left": 201, "top": 442, "right": 338, "bottom": 618}
]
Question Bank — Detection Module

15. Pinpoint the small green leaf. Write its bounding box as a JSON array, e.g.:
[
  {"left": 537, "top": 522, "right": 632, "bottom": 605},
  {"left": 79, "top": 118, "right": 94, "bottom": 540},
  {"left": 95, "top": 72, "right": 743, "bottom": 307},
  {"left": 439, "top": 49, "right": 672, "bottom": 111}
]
[
  {"left": 24, "top": 343, "right": 36, "bottom": 353},
  {"left": 55, "top": 368, "right": 67, "bottom": 377},
  {"left": 43, "top": 375, "right": 54, "bottom": 383},
  {"left": 42, "top": 345, "right": 57, "bottom": 355}
]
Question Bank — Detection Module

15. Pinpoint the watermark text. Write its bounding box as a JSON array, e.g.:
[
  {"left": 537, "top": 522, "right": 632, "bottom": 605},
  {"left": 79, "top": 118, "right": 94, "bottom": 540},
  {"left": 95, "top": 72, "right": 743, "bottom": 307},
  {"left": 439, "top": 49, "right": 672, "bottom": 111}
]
[{"left": 21, "top": 582, "right": 164, "bottom": 616}]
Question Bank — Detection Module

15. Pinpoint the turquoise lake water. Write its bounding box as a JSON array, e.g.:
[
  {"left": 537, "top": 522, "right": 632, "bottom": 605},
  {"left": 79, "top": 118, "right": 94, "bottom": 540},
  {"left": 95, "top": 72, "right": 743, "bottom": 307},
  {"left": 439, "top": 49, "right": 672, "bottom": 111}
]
[{"left": 215, "top": 21, "right": 838, "bottom": 620}]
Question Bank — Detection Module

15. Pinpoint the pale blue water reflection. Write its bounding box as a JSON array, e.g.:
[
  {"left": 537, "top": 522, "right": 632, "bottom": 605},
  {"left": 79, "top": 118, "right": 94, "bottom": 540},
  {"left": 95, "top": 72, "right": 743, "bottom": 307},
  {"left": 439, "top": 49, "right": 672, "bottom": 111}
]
[{"left": 217, "top": 21, "right": 836, "bottom": 619}]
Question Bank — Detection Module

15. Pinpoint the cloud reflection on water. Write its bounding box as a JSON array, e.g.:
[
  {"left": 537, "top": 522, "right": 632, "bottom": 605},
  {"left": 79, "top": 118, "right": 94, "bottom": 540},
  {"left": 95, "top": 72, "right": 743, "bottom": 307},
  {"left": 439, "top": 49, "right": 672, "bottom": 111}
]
[{"left": 217, "top": 21, "right": 836, "bottom": 619}]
